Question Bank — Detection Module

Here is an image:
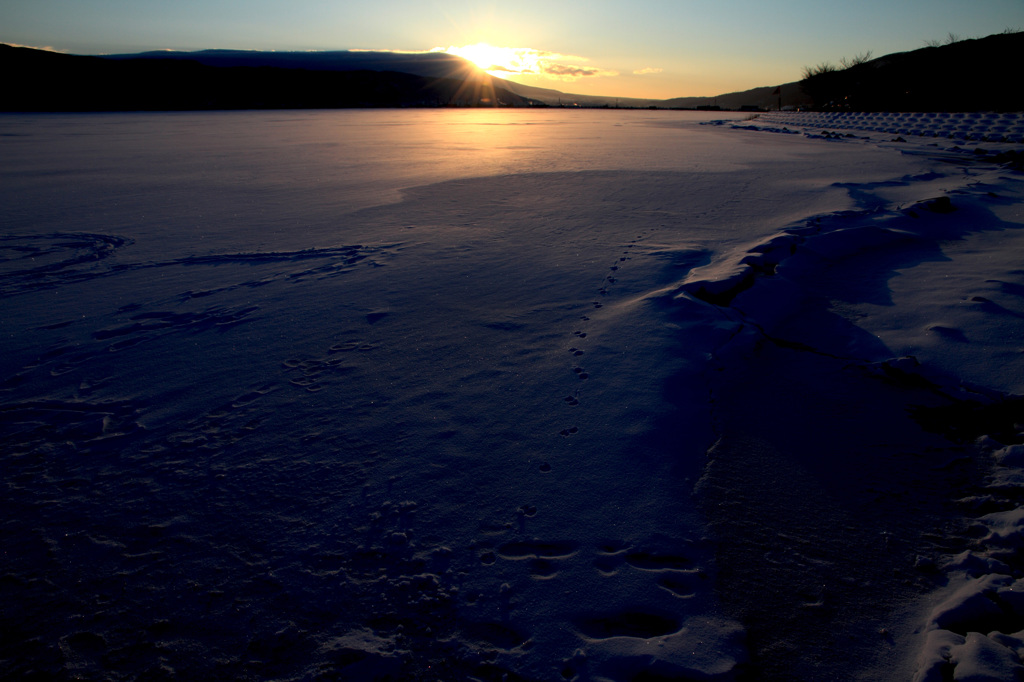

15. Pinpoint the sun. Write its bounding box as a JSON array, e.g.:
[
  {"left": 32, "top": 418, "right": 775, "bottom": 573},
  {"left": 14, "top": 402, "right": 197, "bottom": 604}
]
[
  {"left": 431, "top": 43, "right": 613, "bottom": 85},
  {"left": 446, "top": 43, "right": 506, "bottom": 71},
  {"left": 437, "top": 43, "right": 537, "bottom": 77}
]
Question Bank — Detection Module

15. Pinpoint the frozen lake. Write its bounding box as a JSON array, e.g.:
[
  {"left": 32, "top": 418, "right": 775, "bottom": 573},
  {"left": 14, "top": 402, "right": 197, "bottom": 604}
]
[{"left": 2, "top": 109, "right": 1023, "bottom": 680}]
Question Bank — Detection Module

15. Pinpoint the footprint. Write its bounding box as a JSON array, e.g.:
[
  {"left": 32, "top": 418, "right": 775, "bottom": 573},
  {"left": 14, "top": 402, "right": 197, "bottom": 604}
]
[
  {"left": 926, "top": 324, "right": 968, "bottom": 342},
  {"left": 559, "top": 426, "right": 579, "bottom": 436},
  {"left": 37, "top": 320, "right": 75, "bottom": 330},
  {"left": 594, "top": 554, "right": 621, "bottom": 575},
  {"left": 657, "top": 574, "right": 699, "bottom": 598},
  {"left": 560, "top": 649, "right": 589, "bottom": 681},
  {"left": 230, "top": 385, "right": 276, "bottom": 408},
  {"left": 49, "top": 363, "right": 80, "bottom": 377},
  {"left": 497, "top": 540, "right": 579, "bottom": 560},
  {"left": 107, "top": 336, "right": 147, "bottom": 352},
  {"left": 593, "top": 544, "right": 629, "bottom": 574},
  {"left": 573, "top": 611, "right": 681, "bottom": 639},
  {"left": 599, "top": 541, "right": 630, "bottom": 554},
  {"left": 328, "top": 340, "right": 379, "bottom": 353},
  {"left": 530, "top": 558, "right": 558, "bottom": 578},
  {"left": 563, "top": 396, "right": 579, "bottom": 406},
  {"left": 624, "top": 552, "right": 692, "bottom": 571},
  {"left": 461, "top": 622, "right": 530, "bottom": 650},
  {"left": 284, "top": 341, "right": 370, "bottom": 393}
]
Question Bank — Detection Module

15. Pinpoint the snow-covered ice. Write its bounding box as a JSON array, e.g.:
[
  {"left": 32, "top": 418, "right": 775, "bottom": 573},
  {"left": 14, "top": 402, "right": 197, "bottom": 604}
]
[{"left": 1, "top": 109, "right": 1022, "bottom": 680}]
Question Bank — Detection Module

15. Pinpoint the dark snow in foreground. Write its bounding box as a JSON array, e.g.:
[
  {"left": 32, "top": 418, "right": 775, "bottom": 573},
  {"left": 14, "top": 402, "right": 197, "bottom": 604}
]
[{"left": 1, "top": 110, "right": 1023, "bottom": 681}]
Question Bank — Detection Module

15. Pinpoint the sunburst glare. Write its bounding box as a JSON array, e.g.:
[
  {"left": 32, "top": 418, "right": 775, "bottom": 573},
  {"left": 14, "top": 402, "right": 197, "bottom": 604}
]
[{"left": 432, "top": 43, "right": 617, "bottom": 82}]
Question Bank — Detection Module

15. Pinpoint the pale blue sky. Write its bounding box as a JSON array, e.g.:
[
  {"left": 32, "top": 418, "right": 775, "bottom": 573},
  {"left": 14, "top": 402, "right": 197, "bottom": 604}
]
[{"left": 2, "top": 0, "right": 1021, "bottom": 98}]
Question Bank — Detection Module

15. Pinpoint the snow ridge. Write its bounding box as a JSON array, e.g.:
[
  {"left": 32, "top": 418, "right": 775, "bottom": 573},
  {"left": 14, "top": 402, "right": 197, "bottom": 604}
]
[{"left": 686, "top": 117, "right": 1024, "bottom": 680}]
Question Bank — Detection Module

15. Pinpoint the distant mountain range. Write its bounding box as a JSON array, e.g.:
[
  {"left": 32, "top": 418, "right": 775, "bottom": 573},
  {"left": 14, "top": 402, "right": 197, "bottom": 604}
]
[
  {"left": 0, "top": 47, "right": 539, "bottom": 110},
  {"left": 2, "top": 31, "right": 1021, "bottom": 112}
]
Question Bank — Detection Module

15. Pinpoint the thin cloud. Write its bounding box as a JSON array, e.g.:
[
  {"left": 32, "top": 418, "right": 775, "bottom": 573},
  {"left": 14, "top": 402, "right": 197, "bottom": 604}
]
[
  {"left": 543, "top": 63, "right": 617, "bottom": 78},
  {"left": 633, "top": 67, "right": 663, "bottom": 75},
  {"left": 349, "top": 48, "right": 428, "bottom": 54}
]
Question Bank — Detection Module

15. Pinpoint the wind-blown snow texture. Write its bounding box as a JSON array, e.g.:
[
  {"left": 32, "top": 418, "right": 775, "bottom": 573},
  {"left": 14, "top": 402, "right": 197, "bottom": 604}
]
[{"left": 1, "top": 110, "right": 1022, "bottom": 681}]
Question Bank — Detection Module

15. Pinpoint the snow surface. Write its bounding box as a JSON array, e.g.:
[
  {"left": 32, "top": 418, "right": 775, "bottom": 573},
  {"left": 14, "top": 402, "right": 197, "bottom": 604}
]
[{"left": 1, "top": 109, "right": 1023, "bottom": 680}]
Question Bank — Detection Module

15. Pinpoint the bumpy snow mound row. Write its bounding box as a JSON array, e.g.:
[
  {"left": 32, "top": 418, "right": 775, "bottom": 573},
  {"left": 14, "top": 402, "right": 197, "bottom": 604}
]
[{"left": 753, "top": 111, "right": 1024, "bottom": 143}]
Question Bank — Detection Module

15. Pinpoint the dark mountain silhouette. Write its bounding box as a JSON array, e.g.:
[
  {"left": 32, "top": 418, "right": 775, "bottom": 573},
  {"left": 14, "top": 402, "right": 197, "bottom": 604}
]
[
  {"left": 660, "top": 82, "right": 811, "bottom": 112},
  {"left": 799, "top": 31, "right": 1024, "bottom": 111},
  {"left": 104, "top": 49, "right": 477, "bottom": 80},
  {"left": 658, "top": 31, "right": 1024, "bottom": 112},
  {"left": 0, "top": 45, "right": 537, "bottom": 111}
]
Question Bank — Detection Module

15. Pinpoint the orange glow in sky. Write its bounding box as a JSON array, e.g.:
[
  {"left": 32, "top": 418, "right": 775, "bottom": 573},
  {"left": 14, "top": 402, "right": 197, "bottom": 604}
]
[
  {"left": 438, "top": 43, "right": 514, "bottom": 74},
  {"left": 434, "top": 43, "right": 618, "bottom": 82}
]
